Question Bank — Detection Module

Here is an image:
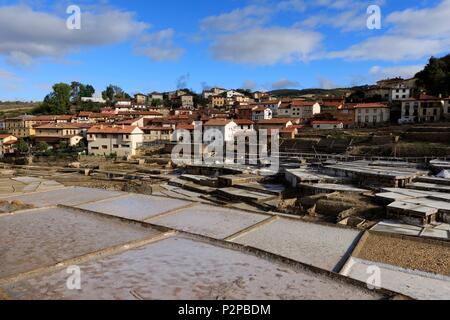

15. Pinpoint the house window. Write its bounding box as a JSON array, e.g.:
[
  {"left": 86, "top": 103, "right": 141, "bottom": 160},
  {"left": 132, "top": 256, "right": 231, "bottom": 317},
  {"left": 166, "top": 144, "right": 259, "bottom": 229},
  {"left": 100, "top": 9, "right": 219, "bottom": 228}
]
[
  {"left": 102, "top": 145, "right": 108, "bottom": 149},
  {"left": 91, "top": 147, "right": 99, "bottom": 150},
  {"left": 101, "top": 134, "right": 107, "bottom": 138},
  {"left": 113, "top": 144, "right": 119, "bottom": 148}
]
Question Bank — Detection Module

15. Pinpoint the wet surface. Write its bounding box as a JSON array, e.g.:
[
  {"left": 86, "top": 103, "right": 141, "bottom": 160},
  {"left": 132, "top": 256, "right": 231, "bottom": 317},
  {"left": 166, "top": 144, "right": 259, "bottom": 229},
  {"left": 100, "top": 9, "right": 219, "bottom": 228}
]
[
  {"left": 148, "top": 204, "right": 269, "bottom": 239},
  {"left": 1, "top": 187, "right": 123, "bottom": 208},
  {"left": 0, "top": 178, "right": 26, "bottom": 195},
  {"left": 341, "top": 257, "right": 450, "bottom": 300},
  {"left": 371, "top": 220, "right": 423, "bottom": 236},
  {"left": 0, "top": 207, "right": 159, "bottom": 279},
  {"left": 1, "top": 237, "right": 383, "bottom": 300},
  {"left": 232, "top": 218, "right": 361, "bottom": 272},
  {"left": 76, "top": 194, "right": 190, "bottom": 221}
]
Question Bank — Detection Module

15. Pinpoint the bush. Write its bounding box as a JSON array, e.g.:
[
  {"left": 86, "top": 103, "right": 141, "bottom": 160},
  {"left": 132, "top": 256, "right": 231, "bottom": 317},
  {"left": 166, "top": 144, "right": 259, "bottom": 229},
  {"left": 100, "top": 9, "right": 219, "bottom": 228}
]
[{"left": 36, "top": 141, "right": 49, "bottom": 152}]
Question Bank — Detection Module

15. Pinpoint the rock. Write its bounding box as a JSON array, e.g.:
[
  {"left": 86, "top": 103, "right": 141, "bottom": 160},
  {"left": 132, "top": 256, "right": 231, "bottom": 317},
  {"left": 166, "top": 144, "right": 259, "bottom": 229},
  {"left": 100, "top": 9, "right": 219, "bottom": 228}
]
[{"left": 68, "top": 162, "right": 81, "bottom": 169}]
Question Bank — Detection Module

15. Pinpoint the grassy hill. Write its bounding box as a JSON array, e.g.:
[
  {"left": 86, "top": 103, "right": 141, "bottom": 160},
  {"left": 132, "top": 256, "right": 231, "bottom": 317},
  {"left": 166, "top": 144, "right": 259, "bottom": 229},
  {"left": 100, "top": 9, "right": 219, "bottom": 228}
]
[
  {"left": 0, "top": 102, "right": 40, "bottom": 118},
  {"left": 268, "top": 87, "right": 359, "bottom": 98}
]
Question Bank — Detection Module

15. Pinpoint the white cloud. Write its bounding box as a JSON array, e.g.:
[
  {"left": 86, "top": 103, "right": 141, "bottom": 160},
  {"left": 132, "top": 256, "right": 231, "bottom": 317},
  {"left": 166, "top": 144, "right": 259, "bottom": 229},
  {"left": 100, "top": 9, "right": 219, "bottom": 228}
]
[
  {"left": 386, "top": 0, "right": 450, "bottom": 39},
  {"left": 272, "top": 79, "right": 300, "bottom": 89},
  {"left": 327, "top": 36, "right": 448, "bottom": 62},
  {"left": 276, "top": 0, "right": 307, "bottom": 12},
  {"left": 242, "top": 80, "right": 257, "bottom": 90},
  {"left": 326, "top": 0, "right": 450, "bottom": 62},
  {"left": 299, "top": 0, "right": 385, "bottom": 32},
  {"left": 200, "top": 5, "right": 271, "bottom": 32},
  {"left": 200, "top": 1, "right": 308, "bottom": 33},
  {"left": 136, "top": 29, "right": 185, "bottom": 62},
  {"left": 211, "top": 27, "right": 322, "bottom": 65},
  {"left": 0, "top": 69, "right": 21, "bottom": 92},
  {"left": 318, "top": 77, "right": 337, "bottom": 89},
  {"left": 0, "top": 5, "right": 149, "bottom": 66},
  {"left": 369, "top": 65, "right": 424, "bottom": 79},
  {"left": 0, "top": 69, "right": 18, "bottom": 80}
]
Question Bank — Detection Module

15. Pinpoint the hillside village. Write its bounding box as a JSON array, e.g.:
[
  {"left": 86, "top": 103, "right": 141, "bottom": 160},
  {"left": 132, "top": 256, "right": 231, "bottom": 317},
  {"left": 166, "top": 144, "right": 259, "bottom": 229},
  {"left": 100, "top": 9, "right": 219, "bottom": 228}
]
[
  {"left": 2, "top": 56, "right": 450, "bottom": 301},
  {"left": 1, "top": 75, "right": 450, "bottom": 159}
]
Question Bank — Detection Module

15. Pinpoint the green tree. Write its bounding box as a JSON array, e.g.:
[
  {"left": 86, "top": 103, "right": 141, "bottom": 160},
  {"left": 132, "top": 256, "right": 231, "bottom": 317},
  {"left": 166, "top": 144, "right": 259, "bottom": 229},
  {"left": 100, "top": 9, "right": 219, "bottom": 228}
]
[
  {"left": 17, "top": 139, "right": 29, "bottom": 154},
  {"left": 78, "top": 101, "right": 102, "bottom": 113},
  {"left": 33, "top": 83, "right": 72, "bottom": 115},
  {"left": 102, "top": 85, "right": 115, "bottom": 102},
  {"left": 415, "top": 55, "right": 450, "bottom": 97},
  {"left": 102, "top": 85, "right": 130, "bottom": 103},
  {"left": 78, "top": 140, "right": 86, "bottom": 150},
  {"left": 37, "top": 141, "right": 49, "bottom": 152},
  {"left": 71, "top": 82, "right": 95, "bottom": 104},
  {"left": 59, "top": 141, "right": 69, "bottom": 150},
  {"left": 151, "top": 99, "right": 162, "bottom": 107}
]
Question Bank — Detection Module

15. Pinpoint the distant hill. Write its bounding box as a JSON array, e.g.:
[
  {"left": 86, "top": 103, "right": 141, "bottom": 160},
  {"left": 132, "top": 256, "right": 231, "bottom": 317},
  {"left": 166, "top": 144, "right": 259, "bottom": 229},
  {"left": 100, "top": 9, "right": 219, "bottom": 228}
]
[
  {"left": 0, "top": 102, "right": 40, "bottom": 117},
  {"left": 268, "top": 87, "right": 360, "bottom": 98}
]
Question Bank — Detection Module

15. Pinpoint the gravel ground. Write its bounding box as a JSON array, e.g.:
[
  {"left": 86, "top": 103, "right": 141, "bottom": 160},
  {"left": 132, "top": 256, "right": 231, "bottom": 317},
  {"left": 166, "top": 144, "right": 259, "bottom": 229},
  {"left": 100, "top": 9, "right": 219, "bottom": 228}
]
[{"left": 354, "top": 233, "right": 450, "bottom": 276}]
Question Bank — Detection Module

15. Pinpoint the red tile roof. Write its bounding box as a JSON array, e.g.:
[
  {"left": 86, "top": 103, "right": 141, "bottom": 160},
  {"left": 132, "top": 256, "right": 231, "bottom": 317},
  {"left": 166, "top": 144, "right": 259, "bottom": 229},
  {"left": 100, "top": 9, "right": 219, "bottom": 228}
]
[
  {"left": 2, "top": 140, "right": 17, "bottom": 145},
  {"left": 204, "top": 119, "right": 233, "bottom": 126},
  {"left": 88, "top": 125, "right": 140, "bottom": 134},
  {"left": 353, "top": 103, "right": 389, "bottom": 109},
  {"left": 311, "top": 120, "right": 343, "bottom": 125},
  {"left": 257, "top": 118, "right": 293, "bottom": 125},
  {"left": 139, "top": 111, "right": 163, "bottom": 116},
  {"left": 234, "top": 119, "right": 254, "bottom": 125},
  {"left": 176, "top": 124, "right": 195, "bottom": 130},
  {"left": 35, "top": 123, "right": 81, "bottom": 130},
  {"left": 279, "top": 127, "right": 296, "bottom": 133},
  {"left": 252, "top": 107, "right": 271, "bottom": 112},
  {"left": 291, "top": 101, "right": 318, "bottom": 107},
  {"left": 141, "top": 126, "right": 173, "bottom": 131},
  {"left": 0, "top": 134, "right": 15, "bottom": 139}
]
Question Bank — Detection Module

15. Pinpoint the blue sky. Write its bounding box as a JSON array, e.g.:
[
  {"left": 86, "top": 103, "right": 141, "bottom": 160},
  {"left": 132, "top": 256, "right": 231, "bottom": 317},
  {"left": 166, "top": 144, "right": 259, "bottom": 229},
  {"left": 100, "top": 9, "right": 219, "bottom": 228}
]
[{"left": 0, "top": 0, "right": 449, "bottom": 101}]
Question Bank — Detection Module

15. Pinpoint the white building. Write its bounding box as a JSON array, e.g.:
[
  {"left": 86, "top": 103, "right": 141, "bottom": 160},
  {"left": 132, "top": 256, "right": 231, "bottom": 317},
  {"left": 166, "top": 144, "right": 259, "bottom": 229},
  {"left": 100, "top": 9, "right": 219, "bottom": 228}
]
[
  {"left": 354, "top": 103, "right": 390, "bottom": 126},
  {"left": 204, "top": 119, "right": 238, "bottom": 142},
  {"left": 202, "top": 87, "right": 226, "bottom": 99},
  {"left": 81, "top": 97, "right": 106, "bottom": 104},
  {"left": 149, "top": 92, "right": 164, "bottom": 103},
  {"left": 444, "top": 98, "right": 450, "bottom": 120},
  {"left": 115, "top": 99, "right": 132, "bottom": 107},
  {"left": 181, "top": 95, "right": 194, "bottom": 109},
  {"left": 400, "top": 95, "right": 445, "bottom": 123},
  {"left": 290, "top": 101, "right": 321, "bottom": 119},
  {"left": 252, "top": 107, "right": 273, "bottom": 121},
  {"left": 311, "top": 121, "right": 344, "bottom": 130},
  {"left": 0, "top": 134, "right": 17, "bottom": 157},
  {"left": 87, "top": 125, "right": 144, "bottom": 157},
  {"left": 250, "top": 100, "right": 281, "bottom": 115},
  {"left": 226, "top": 90, "right": 245, "bottom": 99},
  {"left": 234, "top": 119, "right": 255, "bottom": 132},
  {"left": 390, "top": 84, "right": 411, "bottom": 102}
]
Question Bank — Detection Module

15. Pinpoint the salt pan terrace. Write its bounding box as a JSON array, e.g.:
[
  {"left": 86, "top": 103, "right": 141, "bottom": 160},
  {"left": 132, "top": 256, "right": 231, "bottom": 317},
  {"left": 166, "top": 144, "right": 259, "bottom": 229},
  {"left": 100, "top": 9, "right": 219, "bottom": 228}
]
[{"left": 0, "top": 178, "right": 401, "bottom": 300}]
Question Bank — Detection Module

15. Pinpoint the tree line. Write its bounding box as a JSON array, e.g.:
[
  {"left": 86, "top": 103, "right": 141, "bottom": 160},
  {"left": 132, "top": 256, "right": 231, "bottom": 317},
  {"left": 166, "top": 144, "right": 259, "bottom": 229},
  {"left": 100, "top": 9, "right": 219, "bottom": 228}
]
[{"left": 32, "top": 83, "right": 131, "bottom": 115}]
